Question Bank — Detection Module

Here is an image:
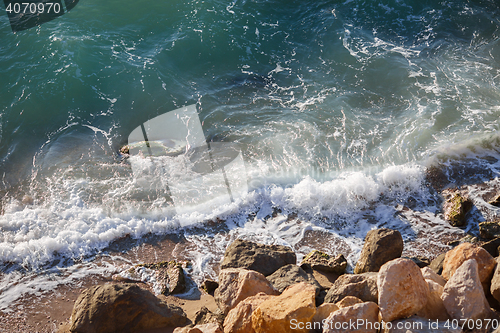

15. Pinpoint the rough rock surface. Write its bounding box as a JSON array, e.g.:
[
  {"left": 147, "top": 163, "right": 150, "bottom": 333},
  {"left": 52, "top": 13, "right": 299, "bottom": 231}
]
[
  {"left": 377, "top": 258, "right": 430, "bottom": 322},
  {"left": 421, "top": 267, "right": 447, "bottom": 287},
  {"left": 215, "top": 268, "right": 279, "bottom": 315},
  {"left": 491, "top": 257, "right": 500, "bottom": 303},
  {"left": 69, "top": 283, "right": 187, "bottom": 333},
  {"left": 416, "top": 279, "right": 449, "bottom": 320},
  {"left": 481, "top": 237, "right": 500, "bottom": 258},
  {"left": 174, "top": 323, "right": 223, "bottom": 333},
  {"left": 251, "top": 282, "right": 316, "bottom": 333},
  {"left": 480, "top": 220, "right": 500, "bottom": 240},
  {"left": 201, "top": 279, "right": 219, "bottom": 296},
  {"left": 442, "top": 259, "right": 492, "bottom": 321},
  {"left": 300, "top": 251, "right": 347, "bottom": 275},
  {"left": 442, "top": 190, "right": 473, "bottom": 227},
  {"left": 354, "top": 228, "right": 403, "bottom": 274},
  {"left": 335, "top": 296, "right": 363, "bottom": 309},
  {"left": 441, "top": 243, "right": 496, "bottom": 287},
  {"left": 311, "top": 303, "right": 339, "bottom": 331},
  {"left": 381, "top": 316, "right": 462, "bottom": 333},
  {"left": 324, "top": 272, "right": 378, "bottom": 304},
  {"left": 429, "top": 253, "right": 446, "bottom": 275},
  {"left": 266, "top": 264, "right": 321, "bottom": 294},
  {"left": 220, "top": 239, "right": 296, "bottom": 276},
  {"left": 193, "top": 307, "right": 224, "bottom": 327},
  {"left": 223, "top": 293, "right": 274, "bottom": 333},
  {"left": 323, "top": 302, "right": 379, "bottom": 333}
]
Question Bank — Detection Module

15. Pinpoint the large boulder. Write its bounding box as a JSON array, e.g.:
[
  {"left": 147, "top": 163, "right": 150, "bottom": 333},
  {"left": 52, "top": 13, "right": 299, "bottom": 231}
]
[
  {"left": 377, "top": 258, "right": 430, "bottom": 322},
  {"left": 415, "top": 279, "right": 449, "bottom": 321},
  {"left": 266, "top": 264, "right": 321, "bottom": 294},
  {"left": 324, "top": 272, "right": 378, "bottom": 304},
  {"left": 354, "top": 228, "right": 403, "bottom": 274},
  {"left": 491, "top": 257, "right": 500, "bottom": 302},
  {"left": 441, "top": 243, "right": 496, "bottom": 289},
  {"left": 480, "top": 220, "right": 500, "bottom": 240},
  {"left": 215, "top": 268, "right": 279, "bottom": 315},
  {"left": 300, "top": 251, "right": 347, "bottom": 275},
  {"left": 69, "top": 283, "right": 187, "bottom": 333},
  {"left": 381, "top": 316, "right": 462, "bottom": 333},
  {"left": 223, "top": 292, "right": 274, "bottom": 333},
  {"left": 442, "top": 259, "right": 492, "bottom": 321},
  {"left": 251, "top": 282, "right": 316, "bottom": 333},
  {"left": 323, "top": 302, "right": 379, "bottom": 333},
  {"left": 220, "top": 239, "right": 296, "bottom": 276}
]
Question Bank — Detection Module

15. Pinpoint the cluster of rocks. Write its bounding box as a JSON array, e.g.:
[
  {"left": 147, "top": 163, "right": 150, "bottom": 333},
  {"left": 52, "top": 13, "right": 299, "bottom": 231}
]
[{"left": 66, "top": 228, "right": 500, "bottom": 333}]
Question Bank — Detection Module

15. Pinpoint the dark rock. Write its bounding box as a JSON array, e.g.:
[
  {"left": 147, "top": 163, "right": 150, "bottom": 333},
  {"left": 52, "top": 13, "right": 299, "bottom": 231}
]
[
  {"left": 354, "top": 228, "right": 404, "bottom": 274},
  {"left": 193, "top": 306, "right": 225, "bottom": 327},
  {"left": 404, "top": 256, "right": 431, "bottom": 268},
  {"left": 442, "top": 190, "right": 473, "bottom": 227},
  {"left": 489, "top": 194, "right": 500, "bottom": 207},
  {"left": 140, "top": 261, "right": 186, "bottom": 295},
  {"left": 429, "top": 253, "right": 446, "bottom": 275},
  {"left": 324, "top": 272, "right": 378, "bottom": 304},
  {"left": 310, "top": 269, "right": 340, "bottom": 291},
  {"left": 480, "top": 220, "right": 500, "bottom": 240},
  {"left": 220, "top": 239, "right": 296, "bottom": 276},
  {"left": 69, "top": 283, "right": 187, "bottom": 333},
  {"left": 300, "top": 251, "right": 347, "bottom": 275},
  {"left": 266, "top": 264, "right": 321, "bottom": 294},
  {"left": 481, "top": 238, "right": 500, "bottom": 257},
  {"left": 201, "top": 279, "right": 219, "bottom": 296}
]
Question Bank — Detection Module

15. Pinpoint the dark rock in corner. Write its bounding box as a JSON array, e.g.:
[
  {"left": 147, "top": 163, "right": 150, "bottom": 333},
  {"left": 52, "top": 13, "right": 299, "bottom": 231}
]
[
  {"left": 354, "top": 228, "right": 404, "bottom": 274},
  {"left": 220, "top": 239, "right": 296, "bottom": 276},
  {"left": 479, "top": 219, "right": 500, "bottom": 240},
  {"left": 324, "top": 272, "right": 378, "bottom": 304},
  {"left": 201, "top": 279, "right": 219, "bottom": 296},
  {"left": 300, "top": 250, "right": 347, "bottom": 275},
  {"left": 429, "top": 253, "right": 446, "bottom": 275},
  {"left": 481, "top": 237, "right": 500, "bottom": 258},
  {"left": 442, "top": 189, "right": 473, "bottom": 227},
  {"left": 266, "top": 264, "right": 321, "bottom": 294},
  {"left": 70, "top": 283, "right": 187, "bottom": 333}
]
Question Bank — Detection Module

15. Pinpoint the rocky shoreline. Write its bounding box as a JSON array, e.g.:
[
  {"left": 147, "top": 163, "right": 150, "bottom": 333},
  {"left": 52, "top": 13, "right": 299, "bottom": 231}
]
[{"left": 59, "top": 223, "right": 500, "bottom": 333}]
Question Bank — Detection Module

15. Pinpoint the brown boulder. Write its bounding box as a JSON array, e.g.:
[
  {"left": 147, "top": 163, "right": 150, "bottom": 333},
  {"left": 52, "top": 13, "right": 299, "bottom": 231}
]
[
  {"left": 335, "top": 296, "right": 363, "bottom": 309},
  {"left": 215, "top": 268, "right": 279, "bottom": 315},
  {"left": 311, "top": 303, "right": 339, "bottom": 331},
  {"left": 429, "top": 253, "right": 446, "bottom": 275},
  {"left": 324, "top": 272, "right": 378, "bottom": 304},
  {"left": 480, "top": 220, "right": 500, "bottom": 240},
  {"left": 442, "top": 259, "right": 492, "bottom": 321},
  {"left": 323, "top": 302, "right": 379, "bottom": 333},
  {"left": 251, "top": 282, "right": 316, "bottom": 333},
  {"left": 441, "top": 243, "right": 496, "bottom": 289},
  {"left": 490, "top": 257, "right": 500, "bottom": 303},
  {"left": 354, "top": 228, "right": 403, "bottom": 274},
  {"left": 69, "top": 283, "right": 187, "bottom": 333},
  {"left": 377, "top": 258, "right": 430, "bottom": 322},
  {"left": 442, "top": 190, "right": 472, "bottom": 227},
  {"left": 300, "top": 251, "right": 347, "bottom": 275},
  {"left": 223, "top": 292, "right": 274, "bottom": 333},
  {"left": 415, "top": 279, "right": 449, "bottom": 321},
  {"left": 220, "top": 239, "right": 296, "bottom": 276},
  {"left": 266, "top": 264, "right": 321, "bottom": 294},
  {"left": 421, "top": 267, "right": 446, "bottom": 287}
]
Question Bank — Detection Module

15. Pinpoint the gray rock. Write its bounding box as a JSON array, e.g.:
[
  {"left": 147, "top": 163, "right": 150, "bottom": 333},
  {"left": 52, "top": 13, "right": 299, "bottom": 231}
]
[
  {"left": 220, "top": 239, "right": 296, "bottom": 276},
  {"left": 429, "top": 253, "right": 446, "bottom": 275},
  {"left": 324, "top": 272, "right": 378, "bottom": 304},
  {"left": 354, "top": 228, "right": 404, "bottom": 274},
  {"left": 300, "top": 250, "right": 347, "bottom": 275},
  {"left": 139, "top": 261, "right": 186, "bottom": 295},
  {"left": 69, "top": 283, "right": 187, "bottom": 333},
  {"left": 266, "top": 264, "right": 321, "bottom": 294}
]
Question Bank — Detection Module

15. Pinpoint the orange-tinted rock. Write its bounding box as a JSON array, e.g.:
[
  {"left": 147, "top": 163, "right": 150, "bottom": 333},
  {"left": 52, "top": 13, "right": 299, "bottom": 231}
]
[
  {"left": 415, "top": 279, "right": 449, "bottom": 321},
  {"left": 215, "top": 268, "right": 279, "bottom": 315},
  {"left": 251, "top": 282, "right": 316, "bottom": 333},
  {"left": 377, "top": 258, "right": 430, "bottom": 322},
  {"left": 323, "top": 302, "right": 379, "bottom": 333},
  {"left": 335, "top": 296, "right": 363, "bottom": 309},
  {"left": 421, "top": 267, "right": 446, "bottom": 287},
  {"left": 312, "top": 303, "right": 339, "bottom": 330},
  {"left": 441, "top": 243, "right": 496, "bottom": 288},
  {"left": 442, "top": 259, "right": 492, "bottom": 321},
  {"left": 174, "top": 323, "right": 223, "bottom": 333},
  {"left": 223, "top": 293, "right": 274, "bottom": 333}
]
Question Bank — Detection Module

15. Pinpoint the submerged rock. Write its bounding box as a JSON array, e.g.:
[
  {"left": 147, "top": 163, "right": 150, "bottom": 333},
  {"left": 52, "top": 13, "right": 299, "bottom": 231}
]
[
  {"left": 300, "top": 251, "right": 347, "bottom": 275},
  {"left": 354, "top": 228, "right": 403, "bottom": 274},
  {"left": 138, "top": 260, "right": 187, "bottom": 295},
  {"left": 220, "top": 239, "right": 296, "bottom": 276},
  {"left": 442, "top": 190, "right": 473, "bottom": 227},
  {"left": 489, "top": 193, "right": 500, "bottom": 207},
  {"left": 69, "top": 283, "right": 187, "bottom": 333}
]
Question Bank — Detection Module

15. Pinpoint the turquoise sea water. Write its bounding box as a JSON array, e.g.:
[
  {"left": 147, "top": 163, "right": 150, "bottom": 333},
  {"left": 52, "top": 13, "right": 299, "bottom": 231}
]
[{"left": 1, "top": 0, "right": 500, "bottom": 308}]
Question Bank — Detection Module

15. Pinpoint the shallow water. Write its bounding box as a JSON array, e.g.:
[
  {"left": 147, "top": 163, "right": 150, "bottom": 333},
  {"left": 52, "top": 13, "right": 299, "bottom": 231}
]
[{"left": 1, "top": 0, "right": 500, "bottom": 310}]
